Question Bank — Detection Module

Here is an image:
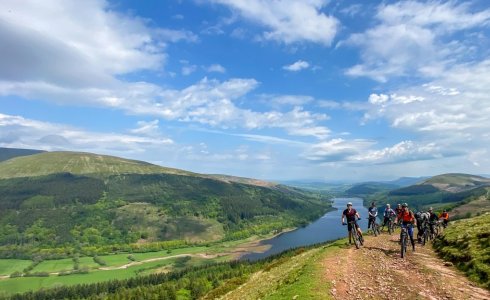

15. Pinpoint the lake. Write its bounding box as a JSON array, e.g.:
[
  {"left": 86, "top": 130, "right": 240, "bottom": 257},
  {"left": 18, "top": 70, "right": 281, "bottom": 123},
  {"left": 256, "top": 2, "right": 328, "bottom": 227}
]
[{"left": 241, "top": 198, "right": 369, "bottom": 261}]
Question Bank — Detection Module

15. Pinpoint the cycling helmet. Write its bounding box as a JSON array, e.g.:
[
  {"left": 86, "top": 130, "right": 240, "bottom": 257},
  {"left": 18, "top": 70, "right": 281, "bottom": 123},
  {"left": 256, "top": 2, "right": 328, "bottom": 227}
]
[
  {"left": 347, "top": 202, "right": 353, "bottom": 207},
  {"left": 386, "top": 203, "right": 391, "bottom": 207},
  {"left": 428, "top": 207, "right": 433, "bottom": 211},
  {"left": 402, "top": 203, "right": 408, "bottom": 207}
]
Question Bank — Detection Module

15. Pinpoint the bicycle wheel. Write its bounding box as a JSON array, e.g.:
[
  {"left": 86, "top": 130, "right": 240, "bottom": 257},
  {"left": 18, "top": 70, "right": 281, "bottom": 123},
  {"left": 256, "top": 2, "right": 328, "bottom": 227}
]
[
  {"left": 401, "top": 231, "right": 407, "bottom": 258},
  {"left": 388, "top": 221, "right": 393, "bottom": 235},
  {"left": 352, "top": 229, "right": 360, "bottom": 249},
  {"left": 373, "top": 223, "right": 378, "bottom": 237}
]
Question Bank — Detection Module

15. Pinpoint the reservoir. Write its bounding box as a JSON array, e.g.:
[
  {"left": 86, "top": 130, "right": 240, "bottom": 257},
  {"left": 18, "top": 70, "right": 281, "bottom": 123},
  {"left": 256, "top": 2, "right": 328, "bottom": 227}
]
[{"left": 241, "top": 198, "right": 369, "bottom": 261}]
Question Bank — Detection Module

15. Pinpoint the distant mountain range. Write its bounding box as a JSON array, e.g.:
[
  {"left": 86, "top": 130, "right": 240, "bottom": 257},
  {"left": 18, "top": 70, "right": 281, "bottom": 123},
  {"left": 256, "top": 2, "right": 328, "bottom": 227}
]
[{"left": 0, "top": 147, "right": 45, "bottom": 162}]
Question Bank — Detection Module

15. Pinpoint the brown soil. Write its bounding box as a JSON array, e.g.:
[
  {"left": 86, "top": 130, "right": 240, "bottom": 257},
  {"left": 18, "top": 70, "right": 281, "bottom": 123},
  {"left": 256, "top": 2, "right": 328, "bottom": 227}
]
[{"left": 322, "top": 232, "right": 490, "bottom": 300}]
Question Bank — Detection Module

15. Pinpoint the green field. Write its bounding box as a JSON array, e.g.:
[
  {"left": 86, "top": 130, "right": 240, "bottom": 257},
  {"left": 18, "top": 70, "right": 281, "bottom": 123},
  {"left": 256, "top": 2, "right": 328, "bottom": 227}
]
[
  {"left": 0, "top": 259, "right": 32, "bottom": 276},
  {"left": 78, "top": 257, "right": 100, "bottom": 269},
  {"left": 31, "top": 258, "right": 74, "bottom": 273}
]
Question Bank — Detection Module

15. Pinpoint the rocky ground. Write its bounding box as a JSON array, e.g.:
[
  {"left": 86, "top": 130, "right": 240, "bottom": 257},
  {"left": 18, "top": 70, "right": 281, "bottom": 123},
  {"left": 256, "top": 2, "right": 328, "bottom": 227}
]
[{"left": 322, "top": 231, "right": 490, "bottom": 300}]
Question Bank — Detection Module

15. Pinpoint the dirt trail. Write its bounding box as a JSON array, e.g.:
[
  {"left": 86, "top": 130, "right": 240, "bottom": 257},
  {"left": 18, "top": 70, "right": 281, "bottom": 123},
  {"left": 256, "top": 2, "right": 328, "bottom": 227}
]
[{"left": 322, "top": 232, "right": 490, "bottom": 300}]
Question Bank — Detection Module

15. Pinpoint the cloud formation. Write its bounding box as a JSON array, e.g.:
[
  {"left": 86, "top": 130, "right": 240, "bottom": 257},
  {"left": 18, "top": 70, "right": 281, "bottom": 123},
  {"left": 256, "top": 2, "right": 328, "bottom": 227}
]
[
  {"left": 0, "top": 113, "right": 173, "bottom": 154},
  {"left": 283, "top": 60, "right": 310, "bottom": 71},
  {"left": 211, "top": 0, "right": 338, "bottom": 45},
  {"left": 344, "top": 1, "right": 490, "bottom": 81}
]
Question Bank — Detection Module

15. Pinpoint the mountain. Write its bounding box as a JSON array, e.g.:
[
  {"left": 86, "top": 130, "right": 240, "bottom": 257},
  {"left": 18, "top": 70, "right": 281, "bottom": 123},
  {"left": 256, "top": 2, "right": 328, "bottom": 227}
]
[
  {"left": 0, "top": 147, "right": 45, "bottom": 162},
  {"left": 0, "top": 151, "right": 331, "bottom": 259},
  {"left": 420, "top": 173, "right": 490, "bottom": 193},
  {"left": 365, "top": 173, "right": 490, "bottom": 212}
]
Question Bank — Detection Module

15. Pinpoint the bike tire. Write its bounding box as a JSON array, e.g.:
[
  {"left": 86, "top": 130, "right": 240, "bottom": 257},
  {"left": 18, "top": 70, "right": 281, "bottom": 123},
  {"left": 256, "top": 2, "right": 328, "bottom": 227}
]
[
  {"left": 388, "top": 222, "right": 393, "bottom": 235},
  {"left": 373, "top": 224, "right": 378, "bottom": 237},
  {"left": 352, "top": 229, "right": 360, "bottom": 249},
  {"left": 401, "top": 232, "right": 407, "bottom": 258}
]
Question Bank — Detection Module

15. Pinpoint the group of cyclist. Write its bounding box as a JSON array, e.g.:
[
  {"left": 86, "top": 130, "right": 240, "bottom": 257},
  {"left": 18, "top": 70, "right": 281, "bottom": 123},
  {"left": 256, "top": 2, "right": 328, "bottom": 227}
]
[{"left": 341, "top": 201, "right": 450, "bottom": 251}]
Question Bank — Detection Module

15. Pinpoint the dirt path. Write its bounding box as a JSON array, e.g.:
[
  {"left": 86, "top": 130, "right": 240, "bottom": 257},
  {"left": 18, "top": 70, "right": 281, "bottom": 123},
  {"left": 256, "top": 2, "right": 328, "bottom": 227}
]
[{"left": 322, "top": 233, "right": 490, "bottom": 300}]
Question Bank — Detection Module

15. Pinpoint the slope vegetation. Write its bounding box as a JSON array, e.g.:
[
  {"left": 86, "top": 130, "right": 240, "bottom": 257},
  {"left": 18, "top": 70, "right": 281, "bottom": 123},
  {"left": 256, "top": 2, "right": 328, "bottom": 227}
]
[
  {"left": 433, "top": 213, "right": 490, "bottom": 288},
  {"left": 0, "top": 151, "right": 331, "bottom": 258}
]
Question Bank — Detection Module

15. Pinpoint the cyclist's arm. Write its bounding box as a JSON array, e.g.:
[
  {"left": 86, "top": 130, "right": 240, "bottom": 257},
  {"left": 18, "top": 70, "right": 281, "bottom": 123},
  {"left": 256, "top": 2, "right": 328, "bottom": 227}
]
[
  {"left": 341, "top": 214, "right": 345, "bottom": 224},
  {"left": 355, "top": 212, "right": 361, "bottom": 219}
]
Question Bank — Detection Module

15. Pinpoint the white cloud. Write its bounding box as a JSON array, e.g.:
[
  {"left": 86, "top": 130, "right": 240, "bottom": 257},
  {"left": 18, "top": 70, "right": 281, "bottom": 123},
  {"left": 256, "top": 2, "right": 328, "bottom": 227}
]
[
  {"left": 129, "top": 120, "right": 161, "bottom": 137},
  {"left": 0, "top": 113, "right": 173, "bottom": 154},
  {"left": 206, "top": 64, "right": 226, "bottom": 73},
  {"left": 344, "top": 1, "right": 490, "bottom": 81},
  {"left": 283, "top": 60, "right": 310, "bottom": 71},
  {"left": 303, "top": 138, "right": 375, "bottom": 162},
  {"left": 182, "top": 65, "right": 197, "bottom": 76},
  {"left": 210, "top": 0, "right": 339, "bottom": 46},
  {"left": 0, "top": 0, "right": 197, "bottom": 88}
]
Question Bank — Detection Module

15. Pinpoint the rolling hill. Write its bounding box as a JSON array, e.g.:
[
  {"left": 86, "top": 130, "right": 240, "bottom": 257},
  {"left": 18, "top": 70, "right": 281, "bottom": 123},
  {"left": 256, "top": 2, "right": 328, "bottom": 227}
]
[{"left": 0, "top": 150, "right": 331, "bottom": 259}]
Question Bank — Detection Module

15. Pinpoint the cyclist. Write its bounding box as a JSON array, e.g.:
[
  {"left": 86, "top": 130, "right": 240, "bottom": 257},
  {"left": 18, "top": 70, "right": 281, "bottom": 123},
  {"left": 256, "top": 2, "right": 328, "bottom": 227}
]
[
  {"left": 367, "top": 202, "right": 378, "bottom": 233},
  {"left": 342, "top": 202, "right": 363, "bottom": 245},
  {"left": 395, "top": 204, "right": 403, "bottom": 217},
  {"left": 427, "top": 207, "right": 439, "bottom": 236},
  {"left": 395, "top": 203, "right": 416, "bottom": 251},
  {"left": 439, "top": 210, "right": 449, "bottom": 227},
  {"left": 381, "top": 204, "right": 396, "bottom": 231}
]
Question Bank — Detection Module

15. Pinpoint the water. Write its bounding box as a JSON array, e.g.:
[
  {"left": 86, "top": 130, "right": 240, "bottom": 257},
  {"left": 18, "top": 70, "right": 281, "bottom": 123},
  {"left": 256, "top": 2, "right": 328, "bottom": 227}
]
[{"left": 241, "top": 198, "right": 369, "bottom": 261}]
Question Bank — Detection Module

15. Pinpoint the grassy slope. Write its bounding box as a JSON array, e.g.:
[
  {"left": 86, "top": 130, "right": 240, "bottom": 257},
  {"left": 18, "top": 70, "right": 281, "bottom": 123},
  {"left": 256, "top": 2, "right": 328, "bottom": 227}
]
[
  {"left": 433, "top": 213, "right": 490, "bottom": 288},
  {"left": 219, "top": 240, "right": 345, "bottom": 300}
]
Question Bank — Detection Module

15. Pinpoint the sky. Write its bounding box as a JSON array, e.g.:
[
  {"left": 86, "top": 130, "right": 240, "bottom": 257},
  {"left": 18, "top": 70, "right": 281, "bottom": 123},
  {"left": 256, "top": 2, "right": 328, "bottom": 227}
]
[{"left": 1, "top": 0, "right": 490, "bottom": 182}]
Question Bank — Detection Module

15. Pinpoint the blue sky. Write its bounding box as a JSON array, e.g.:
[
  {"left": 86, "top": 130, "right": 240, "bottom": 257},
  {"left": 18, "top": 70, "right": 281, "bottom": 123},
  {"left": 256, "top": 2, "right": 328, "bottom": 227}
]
[{"left": 1, "top": 0, "right": 490, "bottom": 181}]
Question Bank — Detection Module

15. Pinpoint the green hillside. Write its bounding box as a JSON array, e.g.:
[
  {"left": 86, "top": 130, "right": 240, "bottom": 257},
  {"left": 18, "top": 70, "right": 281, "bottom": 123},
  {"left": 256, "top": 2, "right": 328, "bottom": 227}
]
[
  {"left": 433, "top": 213, "right": 490, "bottom": 288},
  {"left": 0, "top": 151, "right": 331, "bottom": 259}
]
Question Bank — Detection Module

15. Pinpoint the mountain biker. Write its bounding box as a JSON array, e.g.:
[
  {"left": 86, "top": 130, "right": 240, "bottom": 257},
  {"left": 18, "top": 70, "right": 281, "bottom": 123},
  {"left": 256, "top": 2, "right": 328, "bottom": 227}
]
[
  {"left": 382, "top": 203, "right": 396, "bottom": 231},
  {"left": 427, "top": 207, "right": 439, "bottom": 236},
  {"left": 439, "top": 210, "right": 449, "bottom": 227},
  {"left": 342, "top": 202, "right": 363, "bottom": 245},
  {"left": 368, "top": 202, "right": 378, "bottom": 233},
  {"left": 415, "top": 211, "right": 429, "bottom": 243},
  {"left": 395, "top": 203, "right": 416, "bottom": 251}
]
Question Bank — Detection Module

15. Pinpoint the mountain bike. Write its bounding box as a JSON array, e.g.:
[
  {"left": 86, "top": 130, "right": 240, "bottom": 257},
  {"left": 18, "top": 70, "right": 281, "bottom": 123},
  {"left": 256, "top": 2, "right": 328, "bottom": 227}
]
[
  {"left": 343, "top": 219, "right": 363, "bottom": 249},
  {"left": 400, "top": 224, "right": 413, "bottom": 258}
]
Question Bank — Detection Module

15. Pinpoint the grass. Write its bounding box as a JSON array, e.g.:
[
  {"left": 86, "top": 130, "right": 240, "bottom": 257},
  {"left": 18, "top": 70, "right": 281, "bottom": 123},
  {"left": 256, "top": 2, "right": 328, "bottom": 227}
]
[
  {"left": 0, "top": 259, "right": 32, "bottom": 276},
  {"left": 31, "top": 258, "right": 74, "bottom": 273},
  {"left": 433, "top": 213, "right": 490, "bottom": 289}
]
